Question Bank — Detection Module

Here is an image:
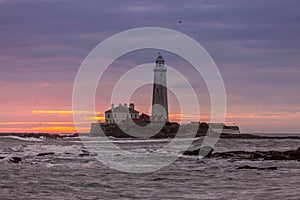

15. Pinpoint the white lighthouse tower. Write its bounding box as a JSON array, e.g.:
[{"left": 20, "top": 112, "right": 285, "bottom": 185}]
[{"left": 151, "top": 53, "right": 169, "bottom": 122}]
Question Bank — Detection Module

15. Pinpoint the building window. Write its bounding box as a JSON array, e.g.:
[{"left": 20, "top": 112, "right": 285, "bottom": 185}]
[{"left": 107, "top": 114, "right": 110, "bottom": 118}]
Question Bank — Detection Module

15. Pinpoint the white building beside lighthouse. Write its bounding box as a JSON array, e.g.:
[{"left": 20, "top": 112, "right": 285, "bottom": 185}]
[
  {"left": 151, "top": 53, "right": 169, "bottom": 122},
  {"left": 105, "top": 103, "right": 139, "bottom": 124}
]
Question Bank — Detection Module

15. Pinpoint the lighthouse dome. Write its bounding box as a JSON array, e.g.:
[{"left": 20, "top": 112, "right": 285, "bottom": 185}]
[{"left": 156, "top": 53, "right": 164, "bottom": 64}]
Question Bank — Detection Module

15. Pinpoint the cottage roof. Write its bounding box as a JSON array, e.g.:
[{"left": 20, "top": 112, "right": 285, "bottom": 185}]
[{"left": 105, "top": 104, "right": 139, "bottom": 114}]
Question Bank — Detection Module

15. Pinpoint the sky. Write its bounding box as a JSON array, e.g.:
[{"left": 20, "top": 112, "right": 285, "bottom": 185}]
[{"left": 0, "top": 0, "right": 300, "bottom": 133}]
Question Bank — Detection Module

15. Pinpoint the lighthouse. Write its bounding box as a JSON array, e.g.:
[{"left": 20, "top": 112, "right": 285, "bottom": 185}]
[{"left": 151, "top": 53, "right": 169, "bottom": 122}]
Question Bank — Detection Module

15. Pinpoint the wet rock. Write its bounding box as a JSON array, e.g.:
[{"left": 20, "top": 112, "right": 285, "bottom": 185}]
[
  {"left": 263, "top": 151, "right": 289, "bottom": 160},
  {"left": 79, "top": 153, "right": 90, "bottom": 157},
  {"left": 183, "top": 146, "right": 300, "bottom": 161},
  {"left": 81, "top": 149, "right": 90, "bottom": 154},
  {"left": 199, "top": 146, "right": 214, "bottom": 157},
  {"left": 237, "top": 165, "right": 277, "bottom": 170},
  {"left": 212, "top": 151, "right": 252, "bottom": 159},
  {"left": 183, "top": 148, "right": 200, "bottom": 156},
  {"left": 79, "top": 149, "right": 91, "bottom": 157},
  {"left": 287, "top": 147, "right": 300, "bottom": 161},
  {"left": 210, "top": 147, "right": 300, "bottom": 161},
  {"left": 9, "top": 157, "right": 22, "bottom": 163},
  {"left": 251, "top": 152, "right": 265, "bottom": 159},
  {"left": 36, "top": 152, "right": 55, "bottom": 156},
  {"left": 183, "top": 146, "right": 214, "bottom": 157}
]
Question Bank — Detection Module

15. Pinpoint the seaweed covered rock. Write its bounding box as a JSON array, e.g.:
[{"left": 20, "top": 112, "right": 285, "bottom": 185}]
[
  {"left": 183, "top": 147, "right": 300, "bottom": 161},
  {"left": 211, "top": 147, "right": 300, "bottom": 161}
]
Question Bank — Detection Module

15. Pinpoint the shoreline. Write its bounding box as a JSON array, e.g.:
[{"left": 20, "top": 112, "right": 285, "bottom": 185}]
[{"left": 0, "top": 132, "right": 300, "bottom": 140}]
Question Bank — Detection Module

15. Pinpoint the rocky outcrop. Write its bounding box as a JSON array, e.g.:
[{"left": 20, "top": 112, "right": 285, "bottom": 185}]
[
  {"left": 212, "top": 147, "right": 300, "bottom": 161},
  {"left": 0, "top": 132, "right": 79, "bottom": 139},
  {"left": 220, "top": 133, "right": 300, "bottom": 140},
  {"left": 9, "top": 157, "right": 22, "bottom": 163},
  {"left": 1, "top": 128, "right": 300, "bottom": 140},
  {"left": 79, "top": 153, "right": 90, "bottom": 157},
  {"left": 183, "top": 146, "right": 214, "bottom": 157},
  {"left": 0, "top": 156, "right": 22, "bottom": 163},
  {"left": 237, "top": 165, "right": 278, "bottom": 170},
  {"left": 79, "top": 149, "right": 91, "bottom": 157},
  {"left": 36, "top": 152, "right": 55, "bottom": 156},
  {"left": 183, "top": 147, "right": 300, "bottom": 161}
]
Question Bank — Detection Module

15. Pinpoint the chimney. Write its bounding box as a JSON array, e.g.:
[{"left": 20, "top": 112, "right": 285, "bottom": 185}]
[
  {"left": 129, "top": 103, "right": 134, "bottom": 110},
  {"left": 111, "top": 103, "right": 114, "bottom": 109},
  {"left": 124, "top": 103, "right": 127, "bottom": 108}
]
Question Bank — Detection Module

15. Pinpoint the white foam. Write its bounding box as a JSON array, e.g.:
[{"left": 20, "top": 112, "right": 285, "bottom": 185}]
[
  {"left": 20, "top": 144, "right": 83, "bottom": 156},
  {"left": 78, "top": 137, "right": 199, "bottom": 144},
  {"left": 0, "top": 135, "right": 45, "bottom": 142}
]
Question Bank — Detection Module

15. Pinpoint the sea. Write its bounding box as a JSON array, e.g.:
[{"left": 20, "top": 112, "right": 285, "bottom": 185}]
[{"left": 0, "top": 134, "right": 299, "bottom": 200}]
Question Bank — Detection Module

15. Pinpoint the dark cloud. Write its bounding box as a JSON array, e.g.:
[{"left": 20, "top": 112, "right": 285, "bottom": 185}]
[{"left": 1, "top": 0, "right": 299, "bottom": 70}]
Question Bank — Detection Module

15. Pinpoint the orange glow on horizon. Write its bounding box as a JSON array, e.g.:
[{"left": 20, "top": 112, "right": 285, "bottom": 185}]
[
  {"left": 0, "top": 109, "right": 299, "bottom": 133},
  {"left": 32, "top": 110, "right": 101, "bottom": 115},
  {"left": 30, "top": 126, "right": 88, "bottom": 133},
  {"left": 0, "top": 126, "right": 88, "bottom": 134},
  {"left": 0, "top": 121, "right": 75, "bottom": 125},
  {"left": 88, "top": 116, "right": 105, "bottom": 121}
]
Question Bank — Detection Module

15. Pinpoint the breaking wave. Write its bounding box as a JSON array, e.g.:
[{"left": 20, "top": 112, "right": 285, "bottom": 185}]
[{"left": 0, "top": 135, "right": 45, "bottom": 142}]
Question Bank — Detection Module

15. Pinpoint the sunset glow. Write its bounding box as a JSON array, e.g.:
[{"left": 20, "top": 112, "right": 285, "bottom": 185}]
[
  {"left": 32, "top": 110, "right": 101, "bottom": 115},
  {"left": 1, "top": 108, "right": 299, "bottom": 133},
  {"left": 0, "top": 1, "right": 299, "bottom": 134},
  {"left": 1, "top": 2, "right": 300, "bottom": 200}
]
